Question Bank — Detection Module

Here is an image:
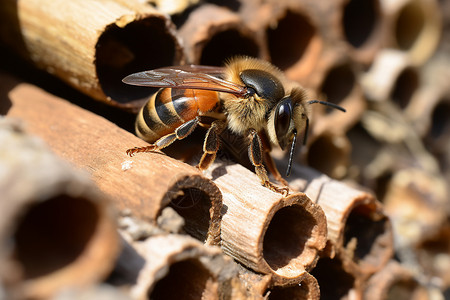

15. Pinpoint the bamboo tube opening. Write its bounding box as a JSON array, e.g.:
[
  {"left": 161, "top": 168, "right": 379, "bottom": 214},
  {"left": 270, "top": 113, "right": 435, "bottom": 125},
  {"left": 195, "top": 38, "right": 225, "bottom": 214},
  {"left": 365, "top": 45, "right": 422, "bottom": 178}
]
[
  {"left": 306, "top": 133, "right": 350, "bottom": 179},
  {"left": 342, "top": 0, "right": 380, "bottom": 48},
  {"left": 343, "top": 203, "right": 390, "bottom": 264},
  {"left": 319, "top": 63, "right": 356, "bottom": 107},
  {"left": 429, "top": 100, "right": 450, "bottom": 140},
  {"left": 12, "top": 195, "right": 99, "bottom": 279},
  {"left": 267, "top": 10, "right": 318, "bottom": 71},
  {"left": 262, "top": 205, "right": 316, "bottom": 272},
  {"left": 199, "top": 29, "right": 260, "bottom": 66},
  {"left": 168, "top": 187, "right": 213, "bottom": 242},
  {"left": 394, "top": 1, "right": 425, "bottom": 51},
  {"left": 268, "top": 272, "right": 320, "bottom": 300},
  {"left": 149, "top": 258, "right": 216, "bottom": 299},
  {"left": 390, "top": 66, "right": 419, "bottom": 109},
  {"left": 386, "top": 278, "right": 424, "bottom": 300},
  {"left": 311, "top": 257, "right": 356, "bottom": 300},
  {"left": 96, "top": 17, "right": 180, "bottom": 104}
]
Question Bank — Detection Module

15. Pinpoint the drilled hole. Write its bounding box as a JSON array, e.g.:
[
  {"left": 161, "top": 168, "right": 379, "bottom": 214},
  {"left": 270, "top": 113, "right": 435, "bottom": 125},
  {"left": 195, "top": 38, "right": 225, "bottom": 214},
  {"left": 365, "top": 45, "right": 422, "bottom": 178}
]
[
  {"left": 343, "top": 0, "right": 379, "bottom": 48},
  {"left": 387, "top": 279, "right": 420, "bottom": 300},
  {"left": 267, "top": 10, "right": 316, "bottom": 70},
  {"left": 200, "top": 29, "right": 259, "bottom": 66},
  {"left": 169, "top": 188, "right": 211, "bottom": 241},
  {"left": 343, "top": 204, "right": 388, "bottom": 261},
  {"left": 96, "top": 17, "right": 178, "bottom": 103},
  {"left": 263, "top": 206, "right": 314, "bottom": 271},
  {"left": 429, "top": 101, "right": 450, "bottom": 140},
  {"left": 12, "top": 196, "right": 99, "bottom": 279},
  {"left": 395, "top": 2, "right": 425, "bottom": 50},
  {"left": 311, "top": 257, "right": 355, "bottom": 300},
  {"left": 269, "top": 284, "right": 310, "bottom": 300},
  {"left": 391, "top": 67, "right": 419, "bottom": 109},
  {"left": 320, "top": 64, "right": 355, "bottom": 106},
  {"left": 150, "top": 259, "right": 215, "bottom": 299}
]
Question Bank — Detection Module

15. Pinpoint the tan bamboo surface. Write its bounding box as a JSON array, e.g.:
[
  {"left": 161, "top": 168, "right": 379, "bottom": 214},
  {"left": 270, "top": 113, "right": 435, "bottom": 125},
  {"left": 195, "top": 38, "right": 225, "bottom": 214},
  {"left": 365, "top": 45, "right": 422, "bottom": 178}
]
[
  {"left": 115, "top": 232, "right": 236, "bottom": 300},
  {"left": 380, "top": 0, "right": 442, "bottom": 65},
  {"left": 177, "top": 4, "right": 263, "bottom": 65},
  {"left": 287, "top": 164, "right": 394, "bottom": 277},
  {"left": 206, "top": 162, "right": 327, "bottom": 286},
  {"left": 0, "top": 118, "right": 119, "bottom": 300},
  {"left": 0, "top": 0, "right": 184, "bottom": 111},
  {"left": 1, "top": 73, "right": 222, "bottom": 245},
  {"left": 363, "top": 260, "right": 429, "bottom": 300}
]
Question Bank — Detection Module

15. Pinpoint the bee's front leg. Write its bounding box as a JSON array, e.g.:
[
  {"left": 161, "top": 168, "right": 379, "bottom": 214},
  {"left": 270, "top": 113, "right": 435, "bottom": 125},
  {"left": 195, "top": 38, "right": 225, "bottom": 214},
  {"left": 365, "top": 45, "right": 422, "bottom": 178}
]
[
  {"left": 197, "top": 120, "right": 226, "bottom": 170},
  {"left": 248, "top": 129, "right": 289, "bottom": 197}
]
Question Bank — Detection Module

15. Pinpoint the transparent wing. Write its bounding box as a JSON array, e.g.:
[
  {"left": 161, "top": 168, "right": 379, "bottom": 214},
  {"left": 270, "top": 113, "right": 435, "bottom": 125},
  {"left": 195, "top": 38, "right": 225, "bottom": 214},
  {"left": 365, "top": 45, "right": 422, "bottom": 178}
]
[{"left": 122, "top": 65, "right": 247, "bottom": 96}]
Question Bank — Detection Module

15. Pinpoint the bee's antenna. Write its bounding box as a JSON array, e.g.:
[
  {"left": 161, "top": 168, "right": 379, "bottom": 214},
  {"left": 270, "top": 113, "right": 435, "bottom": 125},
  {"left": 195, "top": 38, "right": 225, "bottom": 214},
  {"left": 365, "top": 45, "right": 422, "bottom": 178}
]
[
  {"left": 307, "top": 100, "right": 346, "bottom": 112},
  {"left": 286, "top": 130, "right": 297, "bottom": 177}
]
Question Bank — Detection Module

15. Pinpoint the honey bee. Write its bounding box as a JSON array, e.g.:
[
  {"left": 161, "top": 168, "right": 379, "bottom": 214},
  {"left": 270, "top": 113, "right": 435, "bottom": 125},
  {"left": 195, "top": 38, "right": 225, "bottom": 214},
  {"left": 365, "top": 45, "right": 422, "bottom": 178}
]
[{"left": 123, "top": 57, "right": 345, "bottom": 196}]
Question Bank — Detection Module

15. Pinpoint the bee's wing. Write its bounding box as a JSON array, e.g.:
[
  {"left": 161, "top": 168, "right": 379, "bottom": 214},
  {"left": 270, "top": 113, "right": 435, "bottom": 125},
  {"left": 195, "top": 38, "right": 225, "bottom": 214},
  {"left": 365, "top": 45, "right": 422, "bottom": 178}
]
[{"left": 122, "top": 66, "right": 247, "bottom": 96}]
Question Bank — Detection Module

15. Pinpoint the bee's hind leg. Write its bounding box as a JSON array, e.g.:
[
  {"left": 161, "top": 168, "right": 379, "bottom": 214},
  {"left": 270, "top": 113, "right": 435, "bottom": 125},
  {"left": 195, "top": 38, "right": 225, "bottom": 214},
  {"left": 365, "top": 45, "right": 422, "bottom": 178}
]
[
  {"left": 197, "top": 120, "right": 226, "bottom": 170},
  {"left": 248, "top": 129, "right": 289, "bottom": 197},
  {"left": 127, "top": 117, "right": 199, "bottom": 156}
]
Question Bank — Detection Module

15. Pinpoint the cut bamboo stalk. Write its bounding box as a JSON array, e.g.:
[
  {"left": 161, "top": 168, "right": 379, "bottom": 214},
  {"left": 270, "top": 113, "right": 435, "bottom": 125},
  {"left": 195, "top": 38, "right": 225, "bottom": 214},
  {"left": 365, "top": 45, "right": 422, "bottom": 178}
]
[
  {"left": 0, "top": 118, "right": 119, "bottom": 300},
  {"left": 311, "top": 256, "right": 363, "bottom": 300},
  {"left": 114, "top": 233, "right": 234, "bottom": 300},
  {"left": 363, "top": 260, "right": 429, "bottom": 300},
  {"left": 177, "top": 4, "right": 262, "bottom": 66},
  {"left": 361, "top": 49, "right": 420, "bottom": 109},
  {"left": 287, "top": 165, "right": 394, "bottom": 277},
  {"left": 2, "top": 73, "right": 222, "bottom": 245},
  {"left": 207, "top": 162, "right": 328, "bottom": 286},
  {"left": 380, "top": 0, "right": 442, "bottom": 65},
  {"left": 0, "top": 0, "right": 184, "bottom": 111}
]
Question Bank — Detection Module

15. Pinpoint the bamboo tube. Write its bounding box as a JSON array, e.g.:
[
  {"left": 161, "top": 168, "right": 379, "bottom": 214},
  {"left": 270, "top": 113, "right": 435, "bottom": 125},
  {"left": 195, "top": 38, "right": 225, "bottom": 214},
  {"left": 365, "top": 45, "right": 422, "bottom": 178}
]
[
  {"left": 206, "top": 162, "right": 328, "bottom": 286},
  {"left": 2, "top": 73, "right": 222, "bottom": 245},
  {"left": 0, "top": 0, "right": 184, "bottom": 111},
  {"left": 380, "top": 0, "right": 442, "bottom": 65},
  {"left": 177, "top": 4, "right": 262, "bottom": 66},
  {"left": 114, "top": 233, "right": 237, "bottom": 300},
  {"left": 361, "top": 49, "right": 420, "bottom": 109},
  {"left": 287, "top": 165, "right": 394, "bottom": 277},
  {"left": 363, "top": 260, "right": 429, "bottom": 300},
  {"left": 310, "top": 256, "right": 363, "bottom": 300},
  {"left": 0, "top": 118, "right": 119, "bottom": 300}
]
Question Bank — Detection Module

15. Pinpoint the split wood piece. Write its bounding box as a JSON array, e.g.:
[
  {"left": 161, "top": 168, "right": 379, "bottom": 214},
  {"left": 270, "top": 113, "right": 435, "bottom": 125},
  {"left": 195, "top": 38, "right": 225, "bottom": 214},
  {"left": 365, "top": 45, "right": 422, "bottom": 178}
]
[
  {"left": 361, "top": 49, "right": 420, "bottom": 109},
  {"left": 363, "top": 260, "right": 429, "bottom": 300},
  {"left": 2, "top": 73, "right": 222, "bottom": 245},
  {"left": 207, "top": 162, "right": 328, "bottom": 286},
  {"left": 304, "top": 49, "right": 367, "bottom": 136},
  {"left": 287, "top": 165, "right": 394, "bottom": 277},
  {"left": 0, "top": 117, "right": 119, "bottom": 300},
  {"left": 380, "top": 0, "right": 442, "bottom": 65},
  {"left": 310, "top": 256, "right": 363, "bottom": 300},
  {"left": 0, "top": 0, "right": 184, "bottom": 111},
  {"left": 114, "top": 233, "right": 239, "bottom": 300},
  {"left": 303, "top": 129, "right": 352, "bottom": 180},
  {"left": 237, "top": 264, "right": 320, "bottom": 300},
  {"left": 177, "top": 4, "right": 262, "bottom": 66}
]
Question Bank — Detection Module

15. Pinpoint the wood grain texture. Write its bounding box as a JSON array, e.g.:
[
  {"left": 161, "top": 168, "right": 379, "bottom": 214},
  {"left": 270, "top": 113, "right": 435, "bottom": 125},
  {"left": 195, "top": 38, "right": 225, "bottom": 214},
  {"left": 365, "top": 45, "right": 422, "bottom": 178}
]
[
  {"left": 0, "top": 117, "right": 119, "bottom": 300},
  {"left": 207, "top": 162, "right": 327, "bottom": 286},
  {"left": 2, "top": 73, "right": 222, "bottom": 245}
]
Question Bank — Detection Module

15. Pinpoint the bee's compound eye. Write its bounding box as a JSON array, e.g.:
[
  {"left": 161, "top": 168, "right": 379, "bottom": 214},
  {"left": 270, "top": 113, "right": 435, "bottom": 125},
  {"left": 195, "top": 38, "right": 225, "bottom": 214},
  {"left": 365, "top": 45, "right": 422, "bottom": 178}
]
[{"left": 275, "top": 97, "right": 292, "bottom": 144}]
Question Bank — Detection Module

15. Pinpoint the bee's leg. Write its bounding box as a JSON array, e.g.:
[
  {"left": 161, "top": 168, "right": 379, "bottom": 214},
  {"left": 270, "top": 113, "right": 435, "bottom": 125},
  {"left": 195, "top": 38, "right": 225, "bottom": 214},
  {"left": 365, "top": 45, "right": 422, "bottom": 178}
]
[
  {"left": 126, "top": 117, "right": 199, "bottom": 156},
  {"left": 258, "top": 131, "right": 289, "bottom": 186},
  {"left": 197, "top": 120, "right": 226, "bottom": 170},
  {"left": 248, "top": 129, "right": 289, "bottom": 197}
]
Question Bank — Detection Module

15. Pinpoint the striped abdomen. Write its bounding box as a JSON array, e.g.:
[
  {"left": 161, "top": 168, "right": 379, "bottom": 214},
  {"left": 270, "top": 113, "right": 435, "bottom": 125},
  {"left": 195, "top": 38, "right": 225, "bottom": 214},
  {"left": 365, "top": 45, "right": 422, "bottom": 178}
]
[{"left": 135, "top": 88, "right": 222, "bottom": 143}]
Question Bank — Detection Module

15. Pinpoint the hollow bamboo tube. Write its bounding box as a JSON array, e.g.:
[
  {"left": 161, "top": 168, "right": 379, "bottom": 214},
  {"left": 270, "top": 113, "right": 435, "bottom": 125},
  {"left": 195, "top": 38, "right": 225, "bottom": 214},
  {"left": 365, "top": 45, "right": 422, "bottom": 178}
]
[
  {"left": 0, "top": 118, "right": 119, "bottom": 300},
  {"left": 310, "top": 256, "right": 363, "bottom": 300},
  {"left": 177, "top": 3, "right": 262, "bottom": 66},
  {"left": 287, "top": 165, "right": 394, "bottom": 277},
  {"left": 2, "top": 73, "right": 222, "bottom": 245},
  {"left": 361, "top": 49, "right": 420, "bottom": 109},
  {"left": 0, "top": 0, "right": 184, "bottom": 111},
  {"left": 380, "top": 0, "right": 442, "bottom": 65},
  {"left": 363, "top": 260, "right": 429, "bottom": 300},
  {"left": 115, "top": 233, "right": 233, "bottom": 300},
  {"left": 206, "top": 162, "right": 328, "bottom": 286}
]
